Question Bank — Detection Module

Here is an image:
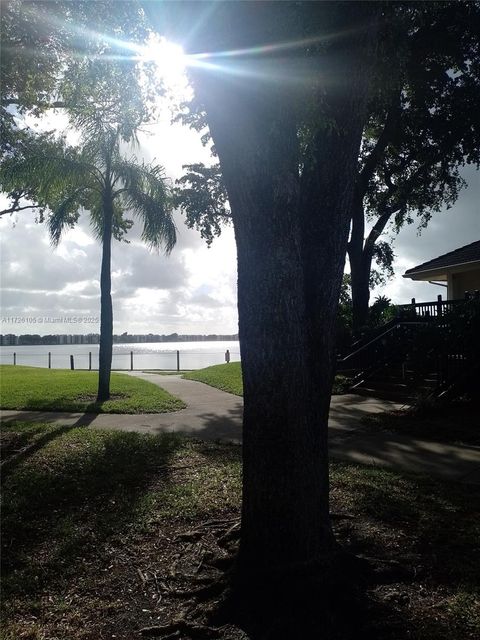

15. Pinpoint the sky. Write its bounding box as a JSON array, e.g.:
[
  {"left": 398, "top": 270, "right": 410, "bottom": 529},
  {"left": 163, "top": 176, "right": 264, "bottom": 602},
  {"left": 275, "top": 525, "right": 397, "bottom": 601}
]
[
  {"left": 373, "top": 163, "right": 480, "bottom": 304},
  {"left": 0, "top": 110, "right": 240, "bottom": 337},
  {"left": 1, "top": 57, "right": 479, "bottom": 337}
]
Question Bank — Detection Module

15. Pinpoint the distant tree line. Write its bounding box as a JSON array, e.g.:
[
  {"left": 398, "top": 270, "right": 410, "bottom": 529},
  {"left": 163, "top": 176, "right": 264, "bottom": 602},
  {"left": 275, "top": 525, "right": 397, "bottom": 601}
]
[{"left": 0, "top": 333, "right": 239, "bottom": 346}]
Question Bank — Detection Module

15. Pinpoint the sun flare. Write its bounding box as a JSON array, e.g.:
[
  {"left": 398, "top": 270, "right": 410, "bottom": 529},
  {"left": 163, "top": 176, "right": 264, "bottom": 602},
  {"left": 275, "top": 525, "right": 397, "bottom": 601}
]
[{"left": 141, "top": 36, "right": 187, "bottom": 89}]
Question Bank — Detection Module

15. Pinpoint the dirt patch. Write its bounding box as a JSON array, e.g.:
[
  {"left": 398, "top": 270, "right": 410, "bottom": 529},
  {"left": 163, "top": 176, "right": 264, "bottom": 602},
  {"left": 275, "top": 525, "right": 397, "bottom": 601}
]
[{"left": 5, "top": 496, "right": 477, "bottom": 639}]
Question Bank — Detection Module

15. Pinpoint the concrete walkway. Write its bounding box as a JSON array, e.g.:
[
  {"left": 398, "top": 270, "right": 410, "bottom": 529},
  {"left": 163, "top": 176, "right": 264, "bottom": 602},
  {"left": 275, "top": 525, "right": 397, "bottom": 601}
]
[{"left": 1, "top": 372, "right": 479, "bottom": 484}]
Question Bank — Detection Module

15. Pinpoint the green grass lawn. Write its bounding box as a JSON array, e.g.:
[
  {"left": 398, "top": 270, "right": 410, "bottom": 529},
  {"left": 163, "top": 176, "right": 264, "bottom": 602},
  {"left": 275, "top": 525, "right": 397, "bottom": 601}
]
[
  {"left": 0, "top": 365, "right": 185, "bottom": 413},
  {"left": 184, "top": 361, "right": 243, "bottom": 395},
  {"left": 1, "top": 421, "right": 478, "bottom": 639},
  {"left": 183, "top": 362, "right": 351, "bottom": 396}
]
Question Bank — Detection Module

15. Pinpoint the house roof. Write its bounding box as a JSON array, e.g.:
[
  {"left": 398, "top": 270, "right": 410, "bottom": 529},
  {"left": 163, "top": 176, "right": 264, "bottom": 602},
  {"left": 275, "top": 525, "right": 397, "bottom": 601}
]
[{"left": 404, "top": 240, "right": 480, "bottom": 277}]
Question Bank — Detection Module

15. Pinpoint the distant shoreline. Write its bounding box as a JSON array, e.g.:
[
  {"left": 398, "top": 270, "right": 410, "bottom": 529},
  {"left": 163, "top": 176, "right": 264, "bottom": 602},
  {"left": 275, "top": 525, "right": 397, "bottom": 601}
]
[{"left": 0, "top": 334, "right": 239, "bottom": 347}]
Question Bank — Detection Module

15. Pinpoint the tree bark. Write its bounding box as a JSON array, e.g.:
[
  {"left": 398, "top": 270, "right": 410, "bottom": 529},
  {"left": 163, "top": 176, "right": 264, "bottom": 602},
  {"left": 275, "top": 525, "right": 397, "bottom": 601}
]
[
  {"left": 350, "top": 253, "right": 372, "bottom": 334},
  {"left": 97, "top": 192, "right": 113, "bottom": 402},
  {"left": 348, "top": 197, "right": 371, "bottom": 333},
  {"left": 349, "top": 201, "right": 396, "bottom": 334},
  {"left": 187, "top": 2, "right": 378, "bottom": 576}
]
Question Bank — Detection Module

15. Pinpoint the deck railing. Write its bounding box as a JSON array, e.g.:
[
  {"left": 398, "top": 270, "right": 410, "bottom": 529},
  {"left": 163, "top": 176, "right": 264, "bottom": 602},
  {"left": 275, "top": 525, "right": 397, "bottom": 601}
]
[
  {"left": 337, "top": 322, "right": 422, "bottom": 376},
  {"left": 338, "top": 292, "right": 480, "bottom": 395},
  {"left": 396, "top": 291, "right": 479, "bottom": 320}
]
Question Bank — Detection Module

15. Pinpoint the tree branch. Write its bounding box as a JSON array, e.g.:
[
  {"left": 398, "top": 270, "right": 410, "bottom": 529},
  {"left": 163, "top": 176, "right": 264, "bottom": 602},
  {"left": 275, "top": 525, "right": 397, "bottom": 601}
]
[
  {"left": 363, "top": 206, "right": 398, "bottom": 256},
  {"left": 357, "top": 87, "right": 402, "bottom": 199},
  {"left": 0, "top": 203, "right": 42, "bottom": 216},
  {"left": 80, "top": 162, "right": 105, "bottom": 187}
]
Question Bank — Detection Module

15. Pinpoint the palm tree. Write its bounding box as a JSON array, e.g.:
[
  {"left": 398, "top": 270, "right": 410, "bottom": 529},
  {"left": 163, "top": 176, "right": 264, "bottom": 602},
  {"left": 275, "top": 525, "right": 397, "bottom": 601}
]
[{"left": 1, "top": 123, "right": 176, "bottom": 401}]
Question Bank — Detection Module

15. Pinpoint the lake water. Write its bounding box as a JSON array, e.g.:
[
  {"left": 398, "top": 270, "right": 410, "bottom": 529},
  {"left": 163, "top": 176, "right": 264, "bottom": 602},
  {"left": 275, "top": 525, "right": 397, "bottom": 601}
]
[{"left": 0, "top": 341, "right": 241, "bottom": 371}]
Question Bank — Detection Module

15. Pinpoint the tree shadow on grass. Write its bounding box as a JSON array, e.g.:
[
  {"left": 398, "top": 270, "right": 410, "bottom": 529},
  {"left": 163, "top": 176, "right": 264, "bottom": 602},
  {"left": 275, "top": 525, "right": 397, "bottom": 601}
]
[
  {"left": 345, "top": 466, "right": 479, "bottom": 584},
  {"left": 194, "top": 438, "right": 242, "bottom": 465},
  {"left": 329, "top": 463, "right": 480, "bottom": 639},
  {"left": 3, "top": 396, "right": 96, "bottom": 413},
  {"left": 170, "top": 448, "right": 478, "bottom": 640},
  {"left": 214, "top": 471, "right": 478, "bottom": 639},
  {"left": 1, "top": 414, "right": 98, "bottom": 481},
  {"left": 1, "top": 422, "right": 51, "bottom": 461},
  {"left": 1, "top": 425, "right": 183, "bottom": 600}
]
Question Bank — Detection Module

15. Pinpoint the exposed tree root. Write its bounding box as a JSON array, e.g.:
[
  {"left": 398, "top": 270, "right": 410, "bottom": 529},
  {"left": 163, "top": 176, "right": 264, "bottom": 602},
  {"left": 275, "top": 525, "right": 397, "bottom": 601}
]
[
  {"left": 216, "top": 522, "right": 241, "bottom": 549},
  {"left": 138, "top": 523, "right": 388, "bottom": 639},
  {"left": 359, "top": 554, "right": 416, "bottom": 584},
  {"left": 167, "top": 577, "right": 228, "bottom": 600},
  {"left": 175, "top": 519, "right": 240, "bottom": 544},
  {"left": 139, "top": 620, "right": 222, "bottom": 638},
  {"left": 205, "top": 553, "right": 236, "bottom": 571},
  {"left": 330, "top": 511, "right": 355, "bottom": 521}
]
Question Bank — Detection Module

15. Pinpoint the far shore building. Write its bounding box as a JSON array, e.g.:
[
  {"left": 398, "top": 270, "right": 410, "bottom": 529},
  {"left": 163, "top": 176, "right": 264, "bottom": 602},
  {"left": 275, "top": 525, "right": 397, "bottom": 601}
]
[{"left": 403, "top": 240, "right": 480, "bottom": 300}]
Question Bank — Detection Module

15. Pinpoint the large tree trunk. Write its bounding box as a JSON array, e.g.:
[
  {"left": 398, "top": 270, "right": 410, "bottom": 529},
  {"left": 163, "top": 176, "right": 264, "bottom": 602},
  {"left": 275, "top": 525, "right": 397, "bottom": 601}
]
[
  {"left": 97, "top": 194, "right": 113, "bottom": 402},
  {"left": 351, "top": 259, "right": 372, "bottom": 334},
  {"left": 350, "top": 256, "right": 372, "bottom": 336},
  {"left": 188, "top": 2, "right": 378, "bottom": 576},
  {"left": 349, "top": 200, "right": 372, "bottom": 334},
  {"left": 349, "top": 203, "right": 394, "bottom": 334}
]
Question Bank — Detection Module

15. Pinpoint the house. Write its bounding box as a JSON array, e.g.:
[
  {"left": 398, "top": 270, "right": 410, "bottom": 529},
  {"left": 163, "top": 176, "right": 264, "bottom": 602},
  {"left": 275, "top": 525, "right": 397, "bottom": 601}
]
[
  {"left": 338, "top": 241, "right": 480, "bottom": 401},
  {"left": 403, "top": 240, "right": 480, "bottom": 300}
]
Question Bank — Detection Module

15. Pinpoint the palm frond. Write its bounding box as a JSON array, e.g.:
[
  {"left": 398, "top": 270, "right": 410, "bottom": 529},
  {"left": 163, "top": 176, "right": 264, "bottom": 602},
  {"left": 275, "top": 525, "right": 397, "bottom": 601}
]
[
  {"left": 112, "top": 158, "right": 177, "bottom": 253},
  {"left": 48, "top": 189, "right": 84, "bottom": 246},
  {"left": 0, "top": 132, "right": 99, "bottom": 213},
  {"left": 87, "top": 198, "right": 107, "bottom": 243}
]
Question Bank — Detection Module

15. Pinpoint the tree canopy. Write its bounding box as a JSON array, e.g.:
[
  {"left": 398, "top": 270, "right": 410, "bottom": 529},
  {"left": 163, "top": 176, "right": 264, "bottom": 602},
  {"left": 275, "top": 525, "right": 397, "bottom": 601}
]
[
  {"left": 1, "top": 0, "right": 154, "bottom": 108},
  {"left": 173, "top": 1, "right": 480, "bottom": 331},
  {"left": 1, "top": 0, "right": 157, "bottom": 159},
  {"left": 348, "top": 0, "right": 480, "bottom": 329}
]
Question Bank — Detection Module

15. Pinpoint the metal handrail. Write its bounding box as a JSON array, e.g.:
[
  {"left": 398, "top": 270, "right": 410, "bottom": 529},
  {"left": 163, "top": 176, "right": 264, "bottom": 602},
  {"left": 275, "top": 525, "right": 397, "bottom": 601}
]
[{"left": 339, "top": 322, "right": 424, "bottom": 365}]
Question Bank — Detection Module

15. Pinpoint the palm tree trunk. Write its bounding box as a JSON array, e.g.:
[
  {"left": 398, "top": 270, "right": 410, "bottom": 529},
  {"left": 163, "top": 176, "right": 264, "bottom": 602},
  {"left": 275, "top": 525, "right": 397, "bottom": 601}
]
[{"left": 97, "top": 194, "right": 113, "bottom": 402}]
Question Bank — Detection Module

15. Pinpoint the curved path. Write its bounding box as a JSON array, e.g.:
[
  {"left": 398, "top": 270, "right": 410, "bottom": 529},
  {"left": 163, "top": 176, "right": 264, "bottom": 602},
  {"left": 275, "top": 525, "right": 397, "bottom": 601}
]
[
  {"left": 0, "top": 373, "right": 243, "bottom": 442},
  {"left": 1, "top": 372, "right": 479, "bottom": 483}
]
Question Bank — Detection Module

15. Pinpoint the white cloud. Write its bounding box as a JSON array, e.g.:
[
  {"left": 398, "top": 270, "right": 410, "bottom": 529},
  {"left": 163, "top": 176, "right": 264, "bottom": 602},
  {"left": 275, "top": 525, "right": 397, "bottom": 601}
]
[
  {"left": 0, "top": 117, "right": 238, "bottom": 335},
  {"left": 1, "top": 102, "right": 478, "bottom": 336}
]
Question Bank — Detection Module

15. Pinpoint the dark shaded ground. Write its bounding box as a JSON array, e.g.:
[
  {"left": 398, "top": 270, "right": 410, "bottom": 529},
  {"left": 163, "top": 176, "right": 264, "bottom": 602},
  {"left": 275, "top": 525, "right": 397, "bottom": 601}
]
[
  {"left": 1, "top": 422, "right": 479, "bottom": 639},
  {"left": 362, "top": 399, "right": 480, "bottom": 447}
]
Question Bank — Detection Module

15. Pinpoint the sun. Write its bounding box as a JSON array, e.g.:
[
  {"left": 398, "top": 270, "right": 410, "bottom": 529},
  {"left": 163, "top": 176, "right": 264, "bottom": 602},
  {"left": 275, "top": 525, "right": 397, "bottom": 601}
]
[{"left": 140, "top": 36, "right": 188, "bottom": 90}]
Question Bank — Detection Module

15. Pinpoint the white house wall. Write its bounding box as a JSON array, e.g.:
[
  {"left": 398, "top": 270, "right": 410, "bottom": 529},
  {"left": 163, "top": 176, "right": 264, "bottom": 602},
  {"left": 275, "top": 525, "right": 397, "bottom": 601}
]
[{"left": 450, "top": 268, "right": 480, "bottom": 299}]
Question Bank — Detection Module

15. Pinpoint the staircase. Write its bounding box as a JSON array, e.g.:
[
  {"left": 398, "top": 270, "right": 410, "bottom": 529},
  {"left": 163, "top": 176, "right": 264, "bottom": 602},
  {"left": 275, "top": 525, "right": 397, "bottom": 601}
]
[
  {"left": 350, "top": 363, "right": 439, "bottom": 403},
  {"left": 337, "top": 295, "right": 479, "bottom": 403}
]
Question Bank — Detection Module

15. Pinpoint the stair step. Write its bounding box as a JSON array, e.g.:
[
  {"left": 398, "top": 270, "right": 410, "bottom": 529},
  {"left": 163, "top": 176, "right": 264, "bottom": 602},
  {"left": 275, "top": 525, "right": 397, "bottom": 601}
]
[
  {"left": 353, "top": 387, "right": 414, "bottom": 402},
  {"left": 367, "top": 378, "right": 412, "bottom": 385},
  {"left": 354, "top": 380, "right": 413, "bottom": 389},
  {"left": 351, "top": 369, "right": 439, "bottom": 400},
  {"left": 364, "top": 378, "right": 437, "bottom": 388}
]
